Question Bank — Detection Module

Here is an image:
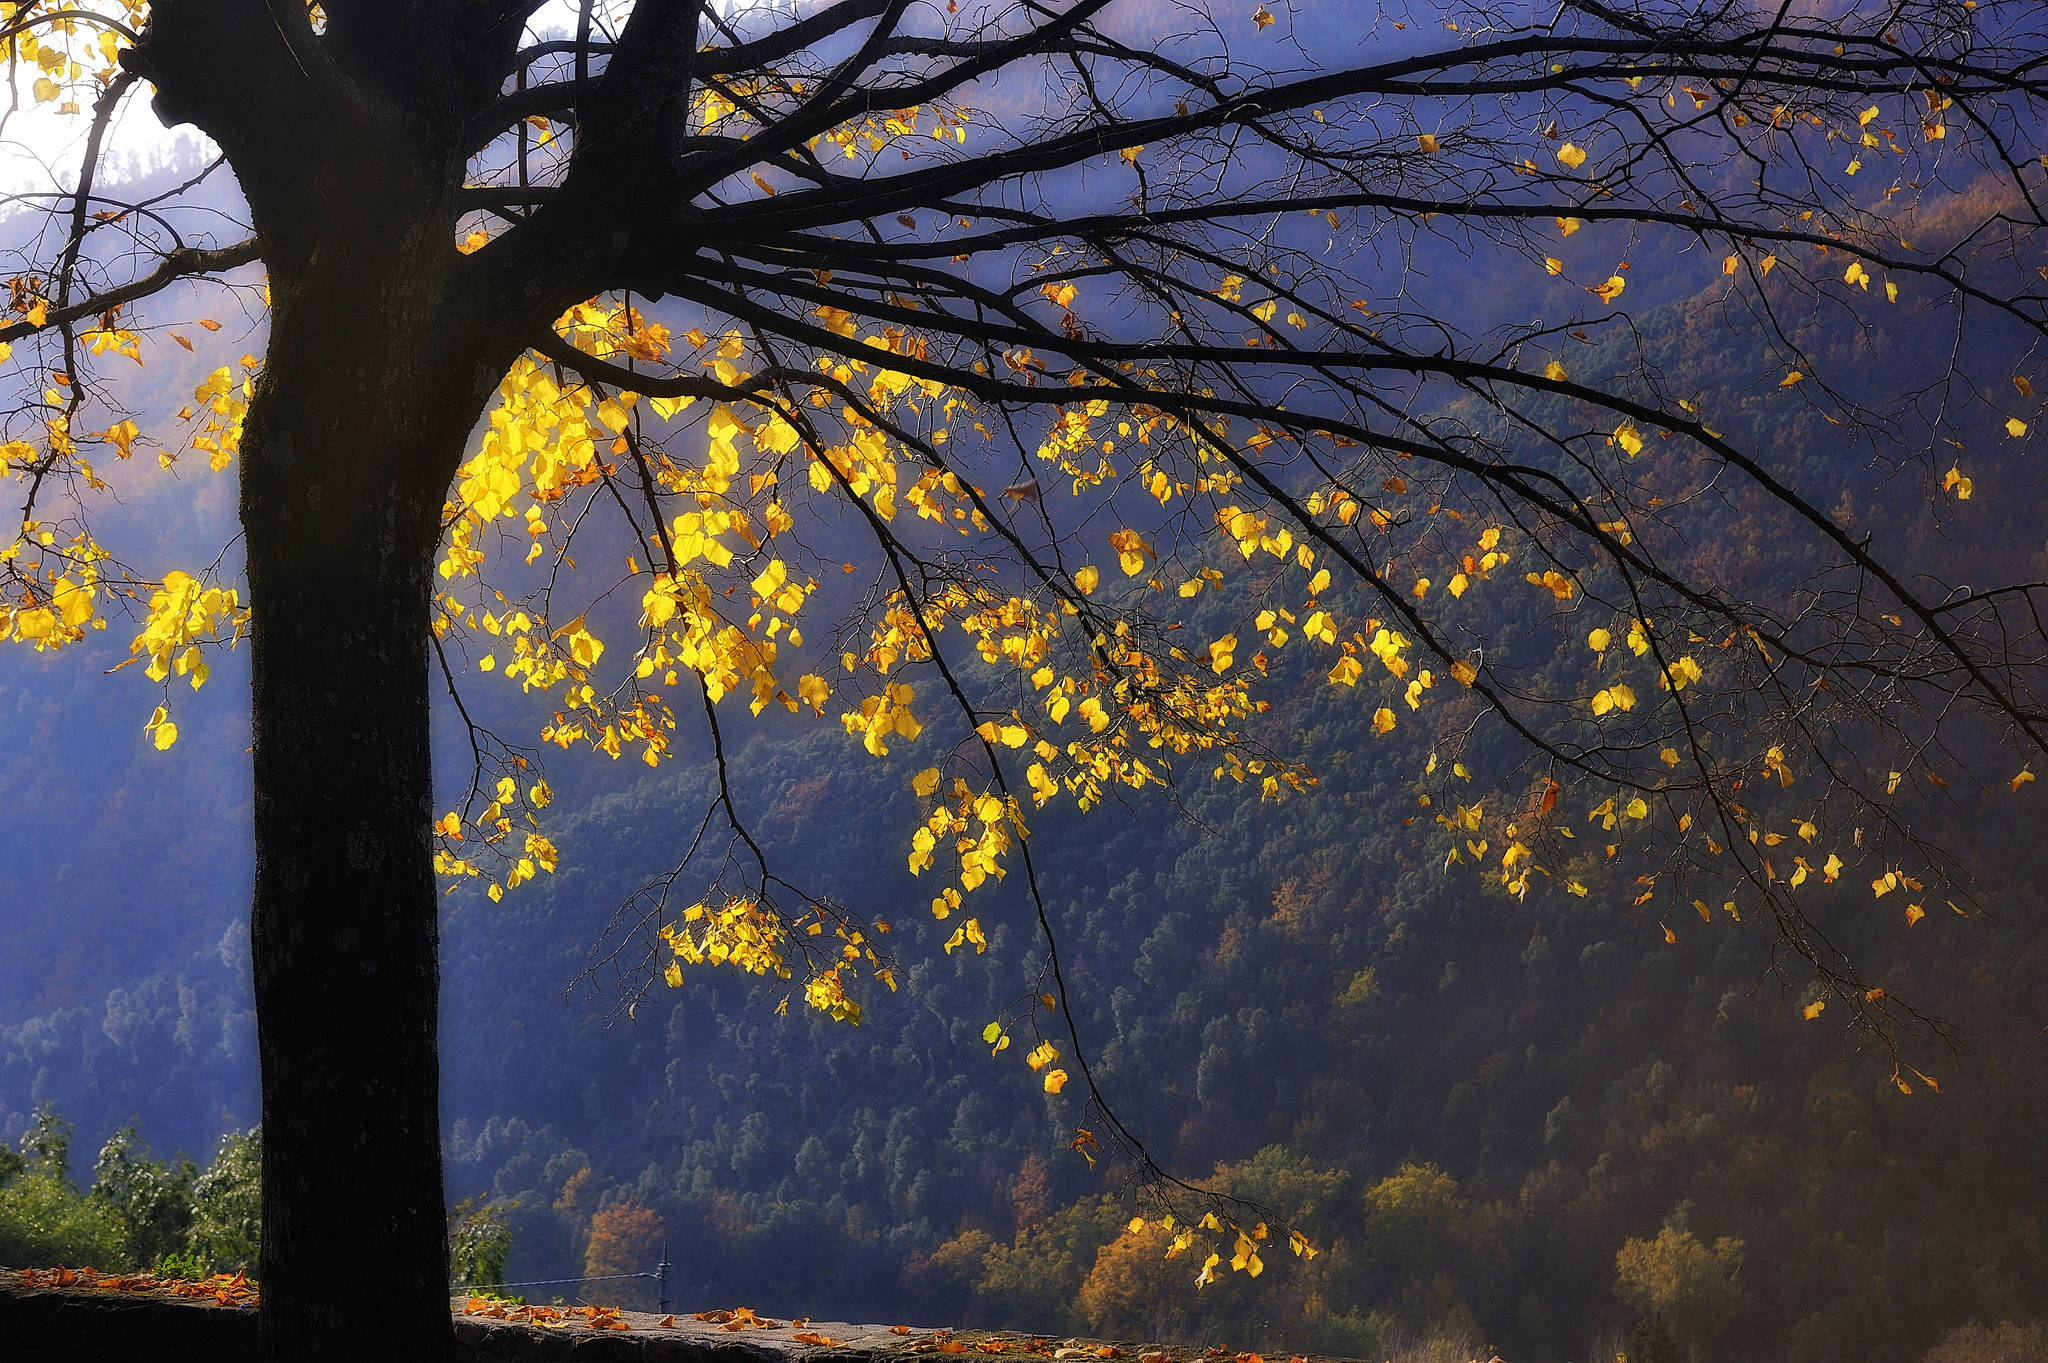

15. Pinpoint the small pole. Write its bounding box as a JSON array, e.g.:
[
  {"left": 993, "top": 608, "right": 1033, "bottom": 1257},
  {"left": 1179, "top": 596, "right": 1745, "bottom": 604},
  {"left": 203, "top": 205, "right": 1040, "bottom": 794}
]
[{"left": 657, "top": 1241, "right": 670, "bottom": 1315}]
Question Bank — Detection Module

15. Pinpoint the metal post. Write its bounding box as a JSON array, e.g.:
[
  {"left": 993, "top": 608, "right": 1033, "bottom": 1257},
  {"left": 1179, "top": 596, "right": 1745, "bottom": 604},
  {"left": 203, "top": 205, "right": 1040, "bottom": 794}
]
[{"left": 657, "top": 1241, "right": 670, "bottom": 1315}]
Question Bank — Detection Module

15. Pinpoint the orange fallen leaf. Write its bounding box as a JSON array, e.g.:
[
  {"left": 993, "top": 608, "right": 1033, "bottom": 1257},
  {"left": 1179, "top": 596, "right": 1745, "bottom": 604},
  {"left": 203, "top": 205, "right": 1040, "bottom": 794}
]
[
  {"left": 892, "top": 1326, "right": 914, "bottom": 1336},
  {"left": 660, "top": 1316, "right": 677, "bottom": 1328},
  {"left": 794, "top": 1331, "right": 845, "bottom": 1347}
]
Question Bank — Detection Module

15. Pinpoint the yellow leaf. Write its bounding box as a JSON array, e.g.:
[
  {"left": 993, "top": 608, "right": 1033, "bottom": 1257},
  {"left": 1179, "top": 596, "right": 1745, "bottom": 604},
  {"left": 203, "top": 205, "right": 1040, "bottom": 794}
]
[
  {"left": 1556, "top": 216, "right": 1581, "bottom": 237},
  {"left": 1859, "top": 105, "right": 1880, "bottom": 125},
  {"left": 1590, "top": 275, "right": 1625, "bottom": 304},
  {"left": 1543, "top": 360, "right": 1568, "bottom": 382},
  {"left": 1723, "top": 255, "right": 1739, "bottom": 275},
  {"left": 913, "top": 767, "right": 942, "bottom": 797},
  {"left": 1557, "top": 143, "right": 1588, "bottom": 169},
  {"left": 1803, "top": 998, "right": 1825, "bottom": 1020},
  {"left": 1417, "top": 133, "right": 1440, "bottom": 153},
  {"left": 1588, "top": 628, "right": 1612, "bottom": 652},
  {"left": 1780, "top": 370, "right": 1804, "bottom": 387},
  {"left": 1450, "top": 660, "right": 1478, "bottom": 686},
  {"left": 1590, "top": 683, "right": 1636, "bottom": 715},
  {"left": 1372, "top": 707, "right": 1396, "bottom": 735},
  {"left": 1545, "top": 258, "right": 1564, "bottom": 276},
  {"left": 1209, "top": 634, "right": 1237, "bottom": 673},
  {"left": 1905, "top": 903, "right": 1926, "bottom": 926},
  {"left": 2006, "top": 417, "right": 2028, "bottom": 438},
  {"left": 1251, "top": 5, "right": 1275, "bottom": 27},
  {"left": 1074, "top": 565, "right": 1100, "bottom": 595},
  {"left": 1327, "top": 656, "right": 1363, "bottom": 687},
  {"left": 2013, "top": 769, "right": 2036, "bottom": 792},
  {"left": 1043, "top": 1068, "right": 1069, "bottom": 1093}
]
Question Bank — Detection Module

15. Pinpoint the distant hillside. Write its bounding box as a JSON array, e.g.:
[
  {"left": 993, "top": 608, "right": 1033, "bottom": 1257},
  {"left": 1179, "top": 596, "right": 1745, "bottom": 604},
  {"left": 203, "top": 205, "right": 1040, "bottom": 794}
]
[{"left": 2, "top": 154, "right": 2044, "bottom": 1363}]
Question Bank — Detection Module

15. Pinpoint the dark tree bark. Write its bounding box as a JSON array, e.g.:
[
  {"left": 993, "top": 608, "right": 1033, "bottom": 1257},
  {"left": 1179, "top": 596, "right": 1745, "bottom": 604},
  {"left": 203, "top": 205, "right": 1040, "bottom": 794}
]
[
  {"left": 240, "top": 262, "right": 486, "bottom": 1361},
  {"left": 126, "top": 5, "right": 544, "bottom": 1358}
]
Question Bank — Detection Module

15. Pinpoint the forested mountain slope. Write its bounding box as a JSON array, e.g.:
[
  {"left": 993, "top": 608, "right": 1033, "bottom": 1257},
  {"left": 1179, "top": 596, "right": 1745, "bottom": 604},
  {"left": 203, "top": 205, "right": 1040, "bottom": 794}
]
[{"left": 3, "top": 151, "right": 2044, "bottom": 1363}]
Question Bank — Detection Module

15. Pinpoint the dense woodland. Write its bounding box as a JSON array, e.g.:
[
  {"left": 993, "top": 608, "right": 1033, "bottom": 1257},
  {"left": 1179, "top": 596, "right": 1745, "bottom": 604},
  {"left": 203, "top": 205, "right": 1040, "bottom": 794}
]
[{"left": 4, "top": 134, "right": 2047, "bottom": 1363}]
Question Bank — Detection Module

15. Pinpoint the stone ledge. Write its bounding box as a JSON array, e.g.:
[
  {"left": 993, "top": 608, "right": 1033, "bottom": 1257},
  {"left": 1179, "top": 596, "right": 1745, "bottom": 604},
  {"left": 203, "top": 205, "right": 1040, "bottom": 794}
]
[
  {"left": 3, "top": 1274, "right": 1198, "bottom": 1363},
  {"left": 1, "top": 1276, "right": 257, "bottom": 1363}
]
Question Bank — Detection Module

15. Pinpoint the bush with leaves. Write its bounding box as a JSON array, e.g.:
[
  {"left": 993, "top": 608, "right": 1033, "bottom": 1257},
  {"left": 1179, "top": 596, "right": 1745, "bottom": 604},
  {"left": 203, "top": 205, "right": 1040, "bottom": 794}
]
[
  {"left": 186, "top": 1128, "right": 261, "bottom": 1274},
  {"left": 1614, "top": 1226, "right": 1748, "bottom": 1358},
  {"left": 448, "top": 1196, "right": 515, "bottom": 1291},
  {"left": 89, "top": 1121, "right": 197, "bottom": 1269},
  {"left": 0, "top": 1104, "right": 126, "bottom": 1268},
  {"left": 1922, "top": 1321, "right": 2048, "bottom": 1363}
]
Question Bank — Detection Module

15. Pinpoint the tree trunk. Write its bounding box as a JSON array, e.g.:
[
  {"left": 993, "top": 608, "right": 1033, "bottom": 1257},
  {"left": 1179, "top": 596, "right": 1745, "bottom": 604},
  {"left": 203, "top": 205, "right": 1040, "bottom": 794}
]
[{"left": 240, "top": 181, "right": 500, "bottom": 1363}]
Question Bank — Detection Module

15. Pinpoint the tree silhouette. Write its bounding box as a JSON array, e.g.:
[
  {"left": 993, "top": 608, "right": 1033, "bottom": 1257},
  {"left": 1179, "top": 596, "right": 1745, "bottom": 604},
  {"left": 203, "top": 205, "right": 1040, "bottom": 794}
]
[{"left": 1, "top": 1, "right": 2044, "bottom": 1358}]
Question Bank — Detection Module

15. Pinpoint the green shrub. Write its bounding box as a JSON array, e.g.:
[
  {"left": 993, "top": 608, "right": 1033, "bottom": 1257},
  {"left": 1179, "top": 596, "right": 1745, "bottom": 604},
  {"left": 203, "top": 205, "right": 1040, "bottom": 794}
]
[
  {"left": 90, "top": 1122, "right": 197, "bottom": 1269},
  {"left": 154, "top": 1250, "right": 212, "bottom": 1281},
  {"left": 448, "top": 1197, "right": 515, "bottom": 1290},
  {"left": 0, "top": 1172, "right": 128, "bottom": 1268},
  {"left": 187, "top": 1128, "right": 261, "bottom": 1273},
  {"left": 1316, "top": 1307, "right": 1389, "bottom": 1359}
]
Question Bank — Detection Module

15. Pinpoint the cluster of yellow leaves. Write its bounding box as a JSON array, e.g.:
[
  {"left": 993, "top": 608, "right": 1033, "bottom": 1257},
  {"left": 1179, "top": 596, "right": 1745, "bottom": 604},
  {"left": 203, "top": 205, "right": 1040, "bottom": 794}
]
[
  {"left": 128, "top": 570, "right": 243, "bottom": 691},
  {"left": 180, "top": 362, "right": 255, "bottom": 472},
  {"left": 0, "top": 535, "right": 102, "bottom": 653},
  {"left": 909, "top": 774, "right": 1023, "bottom": 908},
  {"left": 432, "top": 775, "right": 560, "bottom": 900},
  {"left": 1122, "top": 1209, "right": 1316, "bottom": 1290},
  {"left": 0, "top": 0, "right": 142, "bottom": 116},
  {"left": 803, "top": 101, "right": 972, "bottom": 164},
  {"left": 655, "top": 898, "right": 881, "bottom": 1024}
]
